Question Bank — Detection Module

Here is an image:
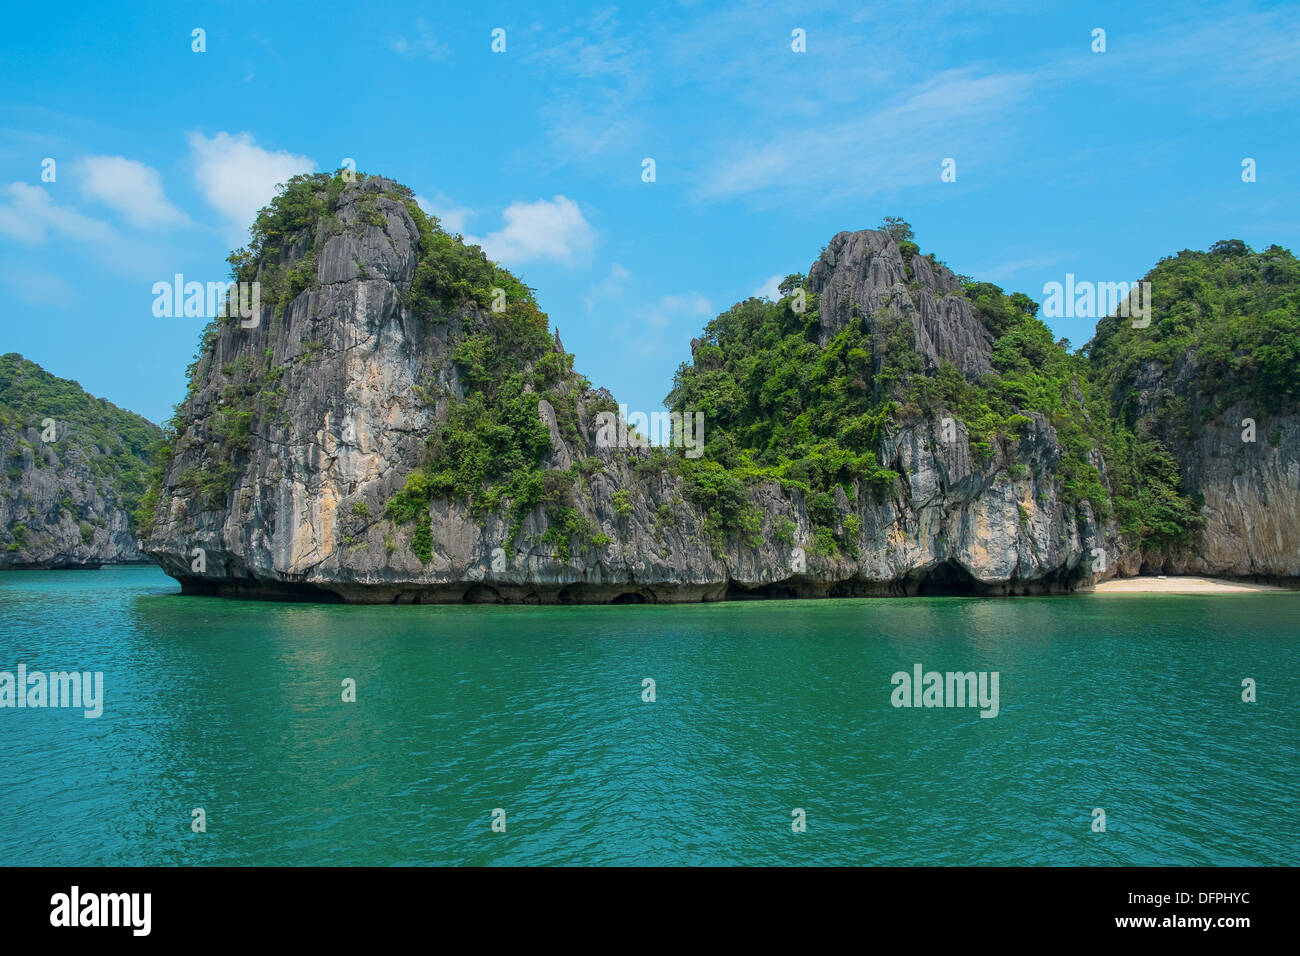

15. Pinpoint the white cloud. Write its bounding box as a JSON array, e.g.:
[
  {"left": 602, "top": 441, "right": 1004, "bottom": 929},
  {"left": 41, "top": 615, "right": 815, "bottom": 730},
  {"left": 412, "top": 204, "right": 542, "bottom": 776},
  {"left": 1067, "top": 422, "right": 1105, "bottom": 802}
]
[
  {"left": 750, "top": 274, "right": 783, "bottom": 300},
  {"left": 0, "top": 183, "right": 115, "bottom": 244},
  {"left": 188, "top": 131, "right": 315, "bottom": 241},
  {"left": 414, "top": 193, "right": 475, "bottom": 235},
  {"left": 467, "top": 196, "right": 595, "bottom": 265},
  {"left": 78, "top": 155, "right": 185, "bottom": 228}
]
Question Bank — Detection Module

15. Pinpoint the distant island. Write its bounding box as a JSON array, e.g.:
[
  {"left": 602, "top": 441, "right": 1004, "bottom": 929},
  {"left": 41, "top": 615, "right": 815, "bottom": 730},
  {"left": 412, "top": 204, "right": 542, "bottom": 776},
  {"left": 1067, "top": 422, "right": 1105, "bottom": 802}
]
[
  {"left": 4, "top": 173, "right": 1297, "bottom": 600},
  {"left": 0, "top": 354, "right": 159, "bottom": 568}
]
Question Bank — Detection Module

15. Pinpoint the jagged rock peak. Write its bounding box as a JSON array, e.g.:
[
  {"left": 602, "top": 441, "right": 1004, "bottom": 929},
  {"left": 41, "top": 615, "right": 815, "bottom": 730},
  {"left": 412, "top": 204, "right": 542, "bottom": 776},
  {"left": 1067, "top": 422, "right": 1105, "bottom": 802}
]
[{"left": 808, "top": 228, "right": 993, "bottom": 377}]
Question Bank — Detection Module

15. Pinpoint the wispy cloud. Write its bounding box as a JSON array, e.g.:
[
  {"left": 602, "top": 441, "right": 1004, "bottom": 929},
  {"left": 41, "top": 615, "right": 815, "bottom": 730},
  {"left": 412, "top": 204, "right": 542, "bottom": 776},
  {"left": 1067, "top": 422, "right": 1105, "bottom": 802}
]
[
  {"left": 0, "top": 182, "right": 172, "bottom": 280},
  {"left": 0, "top": 267, "right": 80, "bottom": 307},
  {"left": 693, "top": 67, "right": 1034, "bottom": 203},
  {"left": 414, "top": 192, "right": 475, "bottom": 235},
  {"left": 972, "top": 255, "right": 1065, "bottom": 284},
  {"left": 584, "top": 262, "right": 631, "bottom": 312},
  {"left": 393, "top": 19, "right": 449, "bottom": 60},
  {"left": 637, "top": 292, "right": 713, "bottom": 329},
  {"left": 527, "top": 10, "right": 650, "bottom": 166},
  {"left": 750, "top": 274, "right": 783, "bottom": 300},
  {"left": 615, "top": 290, "right": 716, "bottom": 360},
  {"left": 0, "top": 183, "right": 114, "bottom": 244},
  {"left": 1121, "top": 6, "right": 1300, "bottom": 97},
  {"left": 523, "top": 0, "right": 1300, "bottom": 211}
]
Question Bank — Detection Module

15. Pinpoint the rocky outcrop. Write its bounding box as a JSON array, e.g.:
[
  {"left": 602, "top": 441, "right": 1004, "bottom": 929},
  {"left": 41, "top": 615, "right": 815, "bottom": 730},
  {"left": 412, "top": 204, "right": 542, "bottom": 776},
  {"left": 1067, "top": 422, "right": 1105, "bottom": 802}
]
[
  {"left": 0, "top": 355, "right": 159, "bottom": 568},
  {"left": 809, "top": 230, "right": 994, "bottom": 376},
  {"left": 142, "top": 180, "right": 1122, "bottom": 602},
  {"left": 1130, "top": 354, "right": 1299, "bottom": 578},
  {"left": 1175, "top": 404, "right": 1300, "bottom": 577}
]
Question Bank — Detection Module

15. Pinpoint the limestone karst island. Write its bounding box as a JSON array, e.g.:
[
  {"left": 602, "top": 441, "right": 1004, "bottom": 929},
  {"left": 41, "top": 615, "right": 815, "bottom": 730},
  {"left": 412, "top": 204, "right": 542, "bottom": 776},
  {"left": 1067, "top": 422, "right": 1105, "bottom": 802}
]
[{"left": 5, "top": 174, "right": 1297, "bottom": 603}]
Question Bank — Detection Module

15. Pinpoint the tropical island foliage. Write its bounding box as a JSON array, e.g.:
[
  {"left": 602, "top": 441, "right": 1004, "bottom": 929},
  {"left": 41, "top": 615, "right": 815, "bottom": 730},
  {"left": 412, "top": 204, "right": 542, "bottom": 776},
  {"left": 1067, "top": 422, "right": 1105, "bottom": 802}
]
[{"left": 661, "top": 221, "right": 1265, "bottom": 557}]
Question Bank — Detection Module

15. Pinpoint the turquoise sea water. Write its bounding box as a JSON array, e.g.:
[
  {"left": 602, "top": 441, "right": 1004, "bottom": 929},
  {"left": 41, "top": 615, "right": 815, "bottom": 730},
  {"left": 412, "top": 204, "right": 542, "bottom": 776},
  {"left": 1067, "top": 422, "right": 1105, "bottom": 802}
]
[{"left": 0, "top": 565, "right": 1296, "bottom": 866}]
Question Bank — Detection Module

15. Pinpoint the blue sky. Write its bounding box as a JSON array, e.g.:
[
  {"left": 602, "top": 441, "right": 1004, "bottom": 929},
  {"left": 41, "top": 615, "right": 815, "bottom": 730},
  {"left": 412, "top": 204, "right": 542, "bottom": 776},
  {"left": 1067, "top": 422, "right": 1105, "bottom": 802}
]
[{"left": 1, "top": 0, "right": 1297, "bottom": 425}]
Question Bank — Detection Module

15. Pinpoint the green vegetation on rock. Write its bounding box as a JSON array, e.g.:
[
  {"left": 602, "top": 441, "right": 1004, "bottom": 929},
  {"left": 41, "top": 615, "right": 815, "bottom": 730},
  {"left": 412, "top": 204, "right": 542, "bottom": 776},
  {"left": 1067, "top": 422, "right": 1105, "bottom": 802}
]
[
  {"left": 1088, "top": 240, "right": 1300, "bottom": 416},
  {"left": 0, "top": 353, "right": 159, "bottom": 544},
  {"left": 1084, "top": 241, "right": 1300, "bottom": 551},
  {"left": 665, "top": 220, "right": 1233, "bottom": 558}
]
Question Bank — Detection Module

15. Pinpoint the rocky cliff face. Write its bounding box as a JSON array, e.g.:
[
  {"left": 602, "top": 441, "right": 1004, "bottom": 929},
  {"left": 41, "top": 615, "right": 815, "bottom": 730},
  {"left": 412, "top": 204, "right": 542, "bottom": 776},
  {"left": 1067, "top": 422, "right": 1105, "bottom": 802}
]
[
  {"left": 143, "top": 177, "right": 1125, "bottom": 602},
  {"left": 810, "top": 230, "right": 994, "bottom": 376},
  {"left": 0, "top": 354, "right": 159, "bottom": 568},
  {"left": 0, "top": 427, "right": 144, "bottom": 568},
  {"left": 1176, "top": 405, "right": 1300, "bottom": 577},
  {"left": 1131, "top": 358, "right": 1299, "bottom": 578}
]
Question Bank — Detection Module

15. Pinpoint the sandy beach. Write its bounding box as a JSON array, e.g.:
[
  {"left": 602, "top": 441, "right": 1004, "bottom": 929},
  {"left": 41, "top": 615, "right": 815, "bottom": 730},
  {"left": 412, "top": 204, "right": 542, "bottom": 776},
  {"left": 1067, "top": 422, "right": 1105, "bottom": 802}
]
[{"left": 1090, "top": 576, "right": 1290, "bottom": 594}]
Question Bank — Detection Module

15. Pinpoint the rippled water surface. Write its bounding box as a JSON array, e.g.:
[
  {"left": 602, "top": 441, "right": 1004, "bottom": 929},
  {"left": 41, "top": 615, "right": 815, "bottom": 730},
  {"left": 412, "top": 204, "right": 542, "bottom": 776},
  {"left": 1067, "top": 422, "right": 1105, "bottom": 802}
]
[{"left": 1, "top": 566, "right": 1296, "bottom": 865}]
